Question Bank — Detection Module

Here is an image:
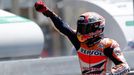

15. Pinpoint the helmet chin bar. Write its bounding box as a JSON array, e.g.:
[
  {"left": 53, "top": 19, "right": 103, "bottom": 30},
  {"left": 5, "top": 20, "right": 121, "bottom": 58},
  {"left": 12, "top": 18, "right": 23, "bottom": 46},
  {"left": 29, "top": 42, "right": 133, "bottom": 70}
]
[
  {"left": 77, "top": 27, "right": 104, "bottom": 46},
  {"left": 81, "top": 33, "right": 104, "bottom": 46}
]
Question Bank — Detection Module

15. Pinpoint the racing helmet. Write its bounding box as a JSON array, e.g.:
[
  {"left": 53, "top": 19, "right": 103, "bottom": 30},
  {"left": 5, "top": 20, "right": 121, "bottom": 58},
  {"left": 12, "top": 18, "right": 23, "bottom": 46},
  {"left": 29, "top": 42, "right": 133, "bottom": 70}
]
[{"left": 77, "top": 12, "right": 105, "bottom": 42}]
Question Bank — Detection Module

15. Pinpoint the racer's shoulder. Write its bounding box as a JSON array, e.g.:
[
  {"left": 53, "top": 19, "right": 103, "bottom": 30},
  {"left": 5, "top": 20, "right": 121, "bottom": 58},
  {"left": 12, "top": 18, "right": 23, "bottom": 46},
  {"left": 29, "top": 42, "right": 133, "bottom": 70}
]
[
  {"left": 100, "top": 38, "right": 119, "bottom": 48},
  {"left": 100, "top": 38, "right": 115, "bottom": 44}
]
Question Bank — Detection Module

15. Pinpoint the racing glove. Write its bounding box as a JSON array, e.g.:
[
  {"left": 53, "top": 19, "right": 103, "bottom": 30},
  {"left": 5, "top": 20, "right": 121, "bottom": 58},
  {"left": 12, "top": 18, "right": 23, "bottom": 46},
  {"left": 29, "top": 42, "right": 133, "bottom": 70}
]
[
  {"left": 110, "top": 63, "right": 130, "bottom": 75},
  {"left": 34, "top": 0, "right": 52, "bottom": 17}
]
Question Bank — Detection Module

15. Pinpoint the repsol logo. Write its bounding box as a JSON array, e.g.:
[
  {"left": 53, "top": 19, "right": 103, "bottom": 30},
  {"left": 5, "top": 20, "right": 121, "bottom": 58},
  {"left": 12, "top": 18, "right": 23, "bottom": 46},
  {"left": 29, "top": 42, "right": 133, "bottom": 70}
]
[{"left": 79, "top": 48, "right": 104, "bottom": 56}]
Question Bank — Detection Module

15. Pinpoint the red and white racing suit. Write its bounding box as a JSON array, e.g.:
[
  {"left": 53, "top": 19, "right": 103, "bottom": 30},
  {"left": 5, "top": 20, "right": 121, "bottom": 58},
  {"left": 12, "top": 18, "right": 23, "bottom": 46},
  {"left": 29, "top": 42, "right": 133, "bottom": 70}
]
[
  {"left": 77, "top": 38, "right": 129, "bottom": 75},
  {"left": 41, "top": 11, "right": 130, "bottom": 75}
]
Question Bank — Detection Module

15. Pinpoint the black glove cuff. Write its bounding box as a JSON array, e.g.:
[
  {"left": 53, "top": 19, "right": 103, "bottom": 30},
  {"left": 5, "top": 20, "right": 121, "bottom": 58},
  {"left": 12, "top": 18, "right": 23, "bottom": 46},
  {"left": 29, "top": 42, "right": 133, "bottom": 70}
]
[{"left": 42, "top": 10, "right": 54, "bottom": 17}]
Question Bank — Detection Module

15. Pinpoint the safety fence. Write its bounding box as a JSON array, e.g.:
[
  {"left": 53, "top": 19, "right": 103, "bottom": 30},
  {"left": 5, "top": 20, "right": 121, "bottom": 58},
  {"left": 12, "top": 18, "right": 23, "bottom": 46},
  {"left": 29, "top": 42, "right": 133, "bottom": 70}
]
[{"left": 0, "top": 56, "right": 133, "bottom": 75}]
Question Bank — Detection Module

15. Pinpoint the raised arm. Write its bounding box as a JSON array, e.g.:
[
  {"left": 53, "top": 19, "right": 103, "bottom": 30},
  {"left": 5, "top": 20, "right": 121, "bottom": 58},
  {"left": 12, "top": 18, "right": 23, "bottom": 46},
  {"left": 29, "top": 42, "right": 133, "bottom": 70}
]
[{"left": 34, "top": 0, "right": 80, "bottom": 50}]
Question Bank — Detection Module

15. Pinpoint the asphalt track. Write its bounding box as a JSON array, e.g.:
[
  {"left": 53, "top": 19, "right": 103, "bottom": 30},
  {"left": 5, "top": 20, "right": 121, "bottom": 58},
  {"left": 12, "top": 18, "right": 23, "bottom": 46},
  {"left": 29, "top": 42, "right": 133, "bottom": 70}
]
[{"left": 0, "top": 56, "right": 133, "bottom": 75}]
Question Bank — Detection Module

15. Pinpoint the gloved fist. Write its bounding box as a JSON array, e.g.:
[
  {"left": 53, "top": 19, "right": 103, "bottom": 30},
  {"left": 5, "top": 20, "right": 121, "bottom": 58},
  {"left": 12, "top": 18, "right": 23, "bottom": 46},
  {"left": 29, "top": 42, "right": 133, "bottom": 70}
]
[
  {"left": 111, "top": 64, "right": 130, "bottom": 75},
  {"left": 34, "top": 0, "right": 48, "bottom": 13}
]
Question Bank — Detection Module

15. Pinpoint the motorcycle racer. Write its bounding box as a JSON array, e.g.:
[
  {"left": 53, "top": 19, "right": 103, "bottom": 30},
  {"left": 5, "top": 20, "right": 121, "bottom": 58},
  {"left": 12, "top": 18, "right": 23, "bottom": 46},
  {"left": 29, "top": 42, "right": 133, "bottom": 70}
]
[{"left": 34, "top": 0, "right": 130, "bottom": 75}]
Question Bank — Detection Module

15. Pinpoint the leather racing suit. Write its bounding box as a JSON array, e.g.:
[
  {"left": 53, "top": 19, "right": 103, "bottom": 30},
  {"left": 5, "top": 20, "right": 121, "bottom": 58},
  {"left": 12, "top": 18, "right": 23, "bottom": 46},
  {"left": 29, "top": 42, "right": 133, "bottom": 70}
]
[{"left": 41, "top": 11, "right": 130, "bottom": 75}]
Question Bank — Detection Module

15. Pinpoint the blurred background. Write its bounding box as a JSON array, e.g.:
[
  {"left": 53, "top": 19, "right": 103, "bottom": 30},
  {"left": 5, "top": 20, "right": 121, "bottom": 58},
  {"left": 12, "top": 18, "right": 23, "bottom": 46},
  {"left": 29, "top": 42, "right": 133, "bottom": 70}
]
[
  {"left": 0, "top": 0, "right": 133, "bottom": 59},
  {"left": 0, "top": 0, "right": 134, "bottom": 75}
]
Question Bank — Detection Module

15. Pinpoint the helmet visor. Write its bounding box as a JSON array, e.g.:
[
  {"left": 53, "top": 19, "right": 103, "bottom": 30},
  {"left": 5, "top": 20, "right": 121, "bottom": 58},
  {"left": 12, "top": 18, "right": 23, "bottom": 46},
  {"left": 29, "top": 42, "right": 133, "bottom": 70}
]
[{"left": 77, "top": 22, "right": 101, "bottom": 34}]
